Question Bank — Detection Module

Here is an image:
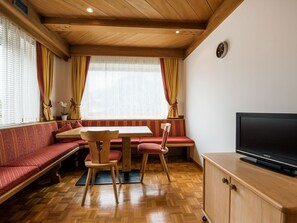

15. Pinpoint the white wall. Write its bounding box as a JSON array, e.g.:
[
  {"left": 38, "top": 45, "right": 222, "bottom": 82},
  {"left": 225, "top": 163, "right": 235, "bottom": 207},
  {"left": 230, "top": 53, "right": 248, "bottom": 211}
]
[
  {"left": 51, "top": 56, "right": 72, "bottom": 117},
  {"left": 185, "top": 0, "right": 297, "bottom": 164}
]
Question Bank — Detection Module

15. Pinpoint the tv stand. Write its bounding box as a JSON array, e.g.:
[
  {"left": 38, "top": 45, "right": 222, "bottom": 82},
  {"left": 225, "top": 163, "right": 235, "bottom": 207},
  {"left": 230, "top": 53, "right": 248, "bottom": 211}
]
[
  {"left": 202, "top": 153, "right": 297, "bottom": 223},
  {"left": 240, "top": 156, "right": 297, "bottom": 176}
]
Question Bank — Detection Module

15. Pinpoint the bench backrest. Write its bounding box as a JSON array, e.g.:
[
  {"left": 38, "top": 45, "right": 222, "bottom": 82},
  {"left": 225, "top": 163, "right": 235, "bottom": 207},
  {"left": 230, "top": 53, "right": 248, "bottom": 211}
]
[
  {"left": 0, "top": 122, "right": 58, "bottom": 165},
  {"left": 57, "top": 119, "right": 186, "bottom": 137}
]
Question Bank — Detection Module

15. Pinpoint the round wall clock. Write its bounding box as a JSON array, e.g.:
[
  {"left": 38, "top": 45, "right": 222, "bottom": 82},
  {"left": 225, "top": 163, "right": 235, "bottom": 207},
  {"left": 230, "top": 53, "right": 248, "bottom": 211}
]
[{"left": 216, "top": 41, "right": 228, "bottom": 58}]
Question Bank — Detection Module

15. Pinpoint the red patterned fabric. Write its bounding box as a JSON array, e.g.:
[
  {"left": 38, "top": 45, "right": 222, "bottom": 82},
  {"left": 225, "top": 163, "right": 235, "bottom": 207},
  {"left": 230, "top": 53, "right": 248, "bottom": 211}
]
[
  {"left": 81, "top": 119, "right": 186, "bottom": 137},
  {"left": 57, "top": 120, "right": 83, "bottom": 128},
  {"left": 85, "top": 150, "right": 122, "bottom": 162},
  {"left": 137, "top": 143, "right": 162, "bottom": 154},
  {"left": 0, "top": 122, "right": 58, "bottom": 165},
  {"left": 3, "top": 142, "right": 78, "bottom": 169},
  {"left": 139, "top": 136, "right": 194, "bottom": 144},
  {"left": 167, "top": 136, "right": 194, "bottom": 144},
  {"left": 52, "top": 123, "right": 77, "bottom": 143},
  {"left": 0, "top": 166, "right": 39, "bottom": 195},
  {"left": 71, "top": 121, "right": 83, "bottom": 129}
]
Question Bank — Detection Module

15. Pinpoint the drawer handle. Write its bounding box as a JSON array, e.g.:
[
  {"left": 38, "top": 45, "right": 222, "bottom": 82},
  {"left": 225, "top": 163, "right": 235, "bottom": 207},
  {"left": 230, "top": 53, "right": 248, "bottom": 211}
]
[
  {"left": 229, "top": 184, "right": 237, "bottom": 191},
  {"left": 222, "top": 178, "right": 229, "bottom": 184}
]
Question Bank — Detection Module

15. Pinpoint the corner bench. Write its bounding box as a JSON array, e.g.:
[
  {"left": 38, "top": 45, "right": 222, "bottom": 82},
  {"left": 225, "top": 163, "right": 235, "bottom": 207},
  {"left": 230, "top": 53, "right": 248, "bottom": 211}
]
[
  {"left": 0, "top": 122, "right": 80, "bottom": 204},
  {"left": 0, "top": 119, "right": 195, "bottom": 204},
  {"left": 58, "top": 119, "right": 195, "bottom": 158}
]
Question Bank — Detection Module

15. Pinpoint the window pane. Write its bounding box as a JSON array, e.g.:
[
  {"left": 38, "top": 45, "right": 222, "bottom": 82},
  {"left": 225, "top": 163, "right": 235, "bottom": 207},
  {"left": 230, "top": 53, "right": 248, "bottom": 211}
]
[
  {"left": 0, "top": 16, "right": 40, "bottom": 125},
  {"left": 81, "top": 56, "right": 167, "bottom": 119}
]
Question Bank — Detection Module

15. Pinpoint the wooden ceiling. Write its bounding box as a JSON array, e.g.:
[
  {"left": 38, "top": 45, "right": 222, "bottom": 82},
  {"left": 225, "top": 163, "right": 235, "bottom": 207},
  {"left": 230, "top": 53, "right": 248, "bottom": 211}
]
[{"left": 1, "top": 0, "right": 243, "bottom": 59}]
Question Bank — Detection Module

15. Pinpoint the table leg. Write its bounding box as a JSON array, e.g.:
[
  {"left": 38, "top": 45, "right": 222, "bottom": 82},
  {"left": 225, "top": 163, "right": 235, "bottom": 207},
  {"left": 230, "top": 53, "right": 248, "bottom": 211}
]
[{"left": 122, "top": 137, "right": 131, "bottom": 173}]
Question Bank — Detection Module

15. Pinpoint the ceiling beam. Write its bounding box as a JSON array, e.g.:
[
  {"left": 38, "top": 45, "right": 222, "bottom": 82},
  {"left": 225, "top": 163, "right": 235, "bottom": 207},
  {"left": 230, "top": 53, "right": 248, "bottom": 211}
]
[
  {"left": 42, "top": 17, "right": 206, "bottom": 31},
  {"left": 185, "top": 0, "right": 244, "bottom": 58},
  {"left": 70, "top": 45, "right": 185, "bottom": 58}
]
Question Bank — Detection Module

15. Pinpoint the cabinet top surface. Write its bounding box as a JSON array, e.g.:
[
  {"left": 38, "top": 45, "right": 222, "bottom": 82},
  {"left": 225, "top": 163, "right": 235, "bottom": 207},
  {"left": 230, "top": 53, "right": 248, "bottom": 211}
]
[{"left": 202, "top": 152, "right": 297, "bottom": 214}]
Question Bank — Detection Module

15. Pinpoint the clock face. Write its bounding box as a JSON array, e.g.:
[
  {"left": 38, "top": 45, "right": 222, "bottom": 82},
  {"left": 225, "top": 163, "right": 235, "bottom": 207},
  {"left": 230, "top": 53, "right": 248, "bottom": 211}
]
[{"left": 216, "top": 41, "right": 228, "bottom": 58}]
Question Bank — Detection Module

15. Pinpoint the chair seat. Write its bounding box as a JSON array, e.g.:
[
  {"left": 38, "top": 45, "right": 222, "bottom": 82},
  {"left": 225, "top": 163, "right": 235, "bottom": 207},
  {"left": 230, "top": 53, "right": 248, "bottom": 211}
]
[
  {"left": 138, "top": 143, "right": 166, "bottom": 154},
  {"left": 85, "top": 150, "right": 122, "bottom": 162}
]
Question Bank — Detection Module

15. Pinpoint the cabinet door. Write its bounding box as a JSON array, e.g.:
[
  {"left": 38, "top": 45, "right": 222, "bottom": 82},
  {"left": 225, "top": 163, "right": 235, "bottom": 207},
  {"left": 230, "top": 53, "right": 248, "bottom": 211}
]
[
  {"left": 230, "top": 178, "right": 282, "bottom": 223},
  {"left": 204, "top": 160, "right": 230, "bottom": 223}
]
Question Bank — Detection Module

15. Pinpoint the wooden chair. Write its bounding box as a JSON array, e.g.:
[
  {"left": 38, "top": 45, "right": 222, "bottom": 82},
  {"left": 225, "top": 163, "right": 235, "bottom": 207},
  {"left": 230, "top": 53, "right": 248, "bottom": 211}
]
[
  {"left": 80, "top": 130, "right": 122, "bottom": 205},
  {"left": 137, "top": 123, "right": 171, "bottom": 182}
]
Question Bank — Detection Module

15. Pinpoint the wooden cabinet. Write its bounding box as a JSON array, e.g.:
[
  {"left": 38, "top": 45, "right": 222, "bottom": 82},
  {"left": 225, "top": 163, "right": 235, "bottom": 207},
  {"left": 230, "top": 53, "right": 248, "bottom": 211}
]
[{"left": 202, "top": 153, "right": 297, "bottom": 223}]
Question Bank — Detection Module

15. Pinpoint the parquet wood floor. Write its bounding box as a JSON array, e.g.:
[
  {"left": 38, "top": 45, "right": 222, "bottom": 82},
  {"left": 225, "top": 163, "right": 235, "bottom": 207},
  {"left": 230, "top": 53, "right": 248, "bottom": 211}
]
[{"left": 0, "top": 158, "right": 204, "bottom": 223}]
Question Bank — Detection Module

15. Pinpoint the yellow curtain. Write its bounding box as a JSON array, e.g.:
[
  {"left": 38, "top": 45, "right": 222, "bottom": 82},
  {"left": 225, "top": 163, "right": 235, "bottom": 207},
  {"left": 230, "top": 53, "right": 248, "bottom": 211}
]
[
  {"left": 161, "top": 58, "right": 179, "bottom": 118},
  {"left": 69, "top": 56, "right": 89, "bottom": 119},
  {"left": 41, "top": 46, "right": 54, "bottom": 121}
]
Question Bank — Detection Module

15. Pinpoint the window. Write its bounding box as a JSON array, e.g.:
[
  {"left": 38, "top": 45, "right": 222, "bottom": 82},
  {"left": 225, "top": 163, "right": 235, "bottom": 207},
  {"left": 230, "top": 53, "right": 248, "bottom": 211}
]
[
  {"left": 81, "top": 56, "right": 167, "bottom": 119},
  {"left": 0, "top": 16, "right": 40, "bottom": 126}
]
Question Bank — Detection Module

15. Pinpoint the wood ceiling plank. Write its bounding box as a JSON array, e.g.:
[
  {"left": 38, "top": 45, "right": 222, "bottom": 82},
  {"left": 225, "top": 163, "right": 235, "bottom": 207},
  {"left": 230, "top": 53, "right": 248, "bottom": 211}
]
[
  {"left": 63, "top": 0, "right": 108, "bottom": 17},
  {"left": 83, "top": 0, "right": 145, "bottom": 19},
  {"left": 124, "top": 0, "right": 164, "bottom": 20},
  {"left": 27, "top": 0, "right": 98, "bottom": 17},
  {"left": 61, "top": 27, "right": 196, "bottom": 49},
  {"left": 165, "top": 0, "right": 200, "bottom": 22},
  {"left": 145, "top": 0, "right": 183, "bottom": 20},
  {"left": 207, "top": 0, "right": 225, "bottom": 12},
  {"left": 186, "top": 0, "right": 214, "bottom": 20},
  {"left": 24, "top": 0, "right": 243, "bottom": 58},
  {"left": 185, "top": 0, "right": 243, "bottom": 58},
  {"left": 70, "top": 45, "right": 185, "bottom": 58}
]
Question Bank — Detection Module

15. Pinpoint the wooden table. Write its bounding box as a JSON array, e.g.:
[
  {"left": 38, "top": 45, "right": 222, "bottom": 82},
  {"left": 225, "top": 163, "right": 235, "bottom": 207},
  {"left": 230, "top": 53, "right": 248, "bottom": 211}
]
[{"left": 56, "top": 126, "right": 152, "bottom": 172}]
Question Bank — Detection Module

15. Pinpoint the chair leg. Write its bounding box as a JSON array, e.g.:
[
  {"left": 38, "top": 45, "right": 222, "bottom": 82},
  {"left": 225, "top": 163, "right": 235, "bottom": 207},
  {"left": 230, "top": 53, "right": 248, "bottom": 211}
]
[
  {"left": 91, "top": 169, "right": 96, "bottom": 186},
  {"left": 159, "top": 154, "right": 171, "bottom": 182},
  {"left": 81, "top": 168, "right": 92, "bottom": 206},
  {"left": 110, "top": 166, "right": 119, "bottom": 204},
  {"left": 115, "top": 163, "right": 122, "bottom": 184},
  {"left": 141, "top": 153, "right": 148, "bottom": 183}
]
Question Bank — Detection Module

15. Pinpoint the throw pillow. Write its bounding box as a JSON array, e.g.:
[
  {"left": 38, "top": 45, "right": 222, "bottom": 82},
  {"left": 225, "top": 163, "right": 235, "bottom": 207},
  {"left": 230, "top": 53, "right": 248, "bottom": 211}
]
[{"left": 52, "top": 123, "right": 76, "bottom": 143}]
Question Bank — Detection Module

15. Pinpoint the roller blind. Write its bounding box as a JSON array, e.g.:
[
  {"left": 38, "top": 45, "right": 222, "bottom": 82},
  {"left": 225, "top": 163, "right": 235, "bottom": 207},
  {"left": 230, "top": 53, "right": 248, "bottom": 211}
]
[{"left": 0, "top": 16, "right": 40, "bottom": 126}]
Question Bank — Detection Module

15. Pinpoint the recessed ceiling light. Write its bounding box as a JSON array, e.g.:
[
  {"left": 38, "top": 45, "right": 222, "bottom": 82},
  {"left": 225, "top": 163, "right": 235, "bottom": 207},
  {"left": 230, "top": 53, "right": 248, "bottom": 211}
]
[
  {"left": 86, "top": 7, "right": 93, "bottom": 13},
  {"left": 175, "top": 30, "right": 180, "bottom": 34}
]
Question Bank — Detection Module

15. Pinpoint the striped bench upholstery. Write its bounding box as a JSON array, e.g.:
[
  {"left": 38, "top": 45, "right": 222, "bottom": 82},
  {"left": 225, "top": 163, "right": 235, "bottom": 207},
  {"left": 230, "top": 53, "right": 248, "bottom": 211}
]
[
  {"left": 0, "top": 122, "right": 80, "bottom": 204},
  {"left": 57, "top": 119, "right": 195, "bottom": 152},
  {"left": 58, "top": 119, "right": 187, "bottom": 137}
]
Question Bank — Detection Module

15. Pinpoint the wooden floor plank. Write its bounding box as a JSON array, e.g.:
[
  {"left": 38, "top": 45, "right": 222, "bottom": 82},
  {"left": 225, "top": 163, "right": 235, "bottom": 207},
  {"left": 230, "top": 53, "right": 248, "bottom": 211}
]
[{"left": 0, "top": 160, "right": 204, "bottom": 223}]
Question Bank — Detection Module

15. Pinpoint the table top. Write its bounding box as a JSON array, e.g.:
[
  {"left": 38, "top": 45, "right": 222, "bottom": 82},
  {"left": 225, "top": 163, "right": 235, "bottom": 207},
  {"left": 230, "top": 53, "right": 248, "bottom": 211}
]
[{"left": 56, "top": 126, "right": 153, "bottom": 139}]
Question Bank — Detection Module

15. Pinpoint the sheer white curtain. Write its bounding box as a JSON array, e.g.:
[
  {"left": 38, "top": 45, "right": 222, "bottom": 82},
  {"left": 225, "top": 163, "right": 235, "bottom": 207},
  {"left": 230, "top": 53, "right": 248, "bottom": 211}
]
[
  {"left": 0, "top": 16, "right": 40, "bottom": 125},
  {"left": 81, "top": 56, "right": 167, "bottom": 119}
]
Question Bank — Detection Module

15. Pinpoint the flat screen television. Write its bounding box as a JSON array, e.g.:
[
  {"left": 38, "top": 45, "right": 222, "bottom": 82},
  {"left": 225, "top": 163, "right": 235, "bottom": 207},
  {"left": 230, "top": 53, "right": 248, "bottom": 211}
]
[{"left": 236, "top": 112, "right": 297, "bottom": 176}]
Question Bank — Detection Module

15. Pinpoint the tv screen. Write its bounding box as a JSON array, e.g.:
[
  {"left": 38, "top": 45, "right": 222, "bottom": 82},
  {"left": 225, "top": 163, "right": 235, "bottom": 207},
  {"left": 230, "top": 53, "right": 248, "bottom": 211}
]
[{"left": 236, "top": 112, "right": 297, "bottom": 175}]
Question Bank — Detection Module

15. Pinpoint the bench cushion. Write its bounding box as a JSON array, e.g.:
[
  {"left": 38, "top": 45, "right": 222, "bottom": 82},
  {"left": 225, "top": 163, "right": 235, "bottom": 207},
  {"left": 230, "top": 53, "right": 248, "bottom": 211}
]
[
  {"left": 52, "top": 123, "right": 78, "bottom": 143},
  {"left": 2, "top": 142, "right": 79, "bottom": 169},
  {"left": 140, "top": 136, "right": 195, "bottom": 145},
  {"left": 0, "top": 166, "right": 39, "bottom": 196}
]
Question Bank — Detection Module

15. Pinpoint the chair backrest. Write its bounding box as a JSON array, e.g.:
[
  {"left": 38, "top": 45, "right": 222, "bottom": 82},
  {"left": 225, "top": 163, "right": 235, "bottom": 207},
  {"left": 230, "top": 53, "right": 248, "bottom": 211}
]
[
  {"left": 81, "top": 130, "right": 119, "bottom": 164},
  {"left": 160, "top": 123, "right": 171, "bottom": 150}
]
